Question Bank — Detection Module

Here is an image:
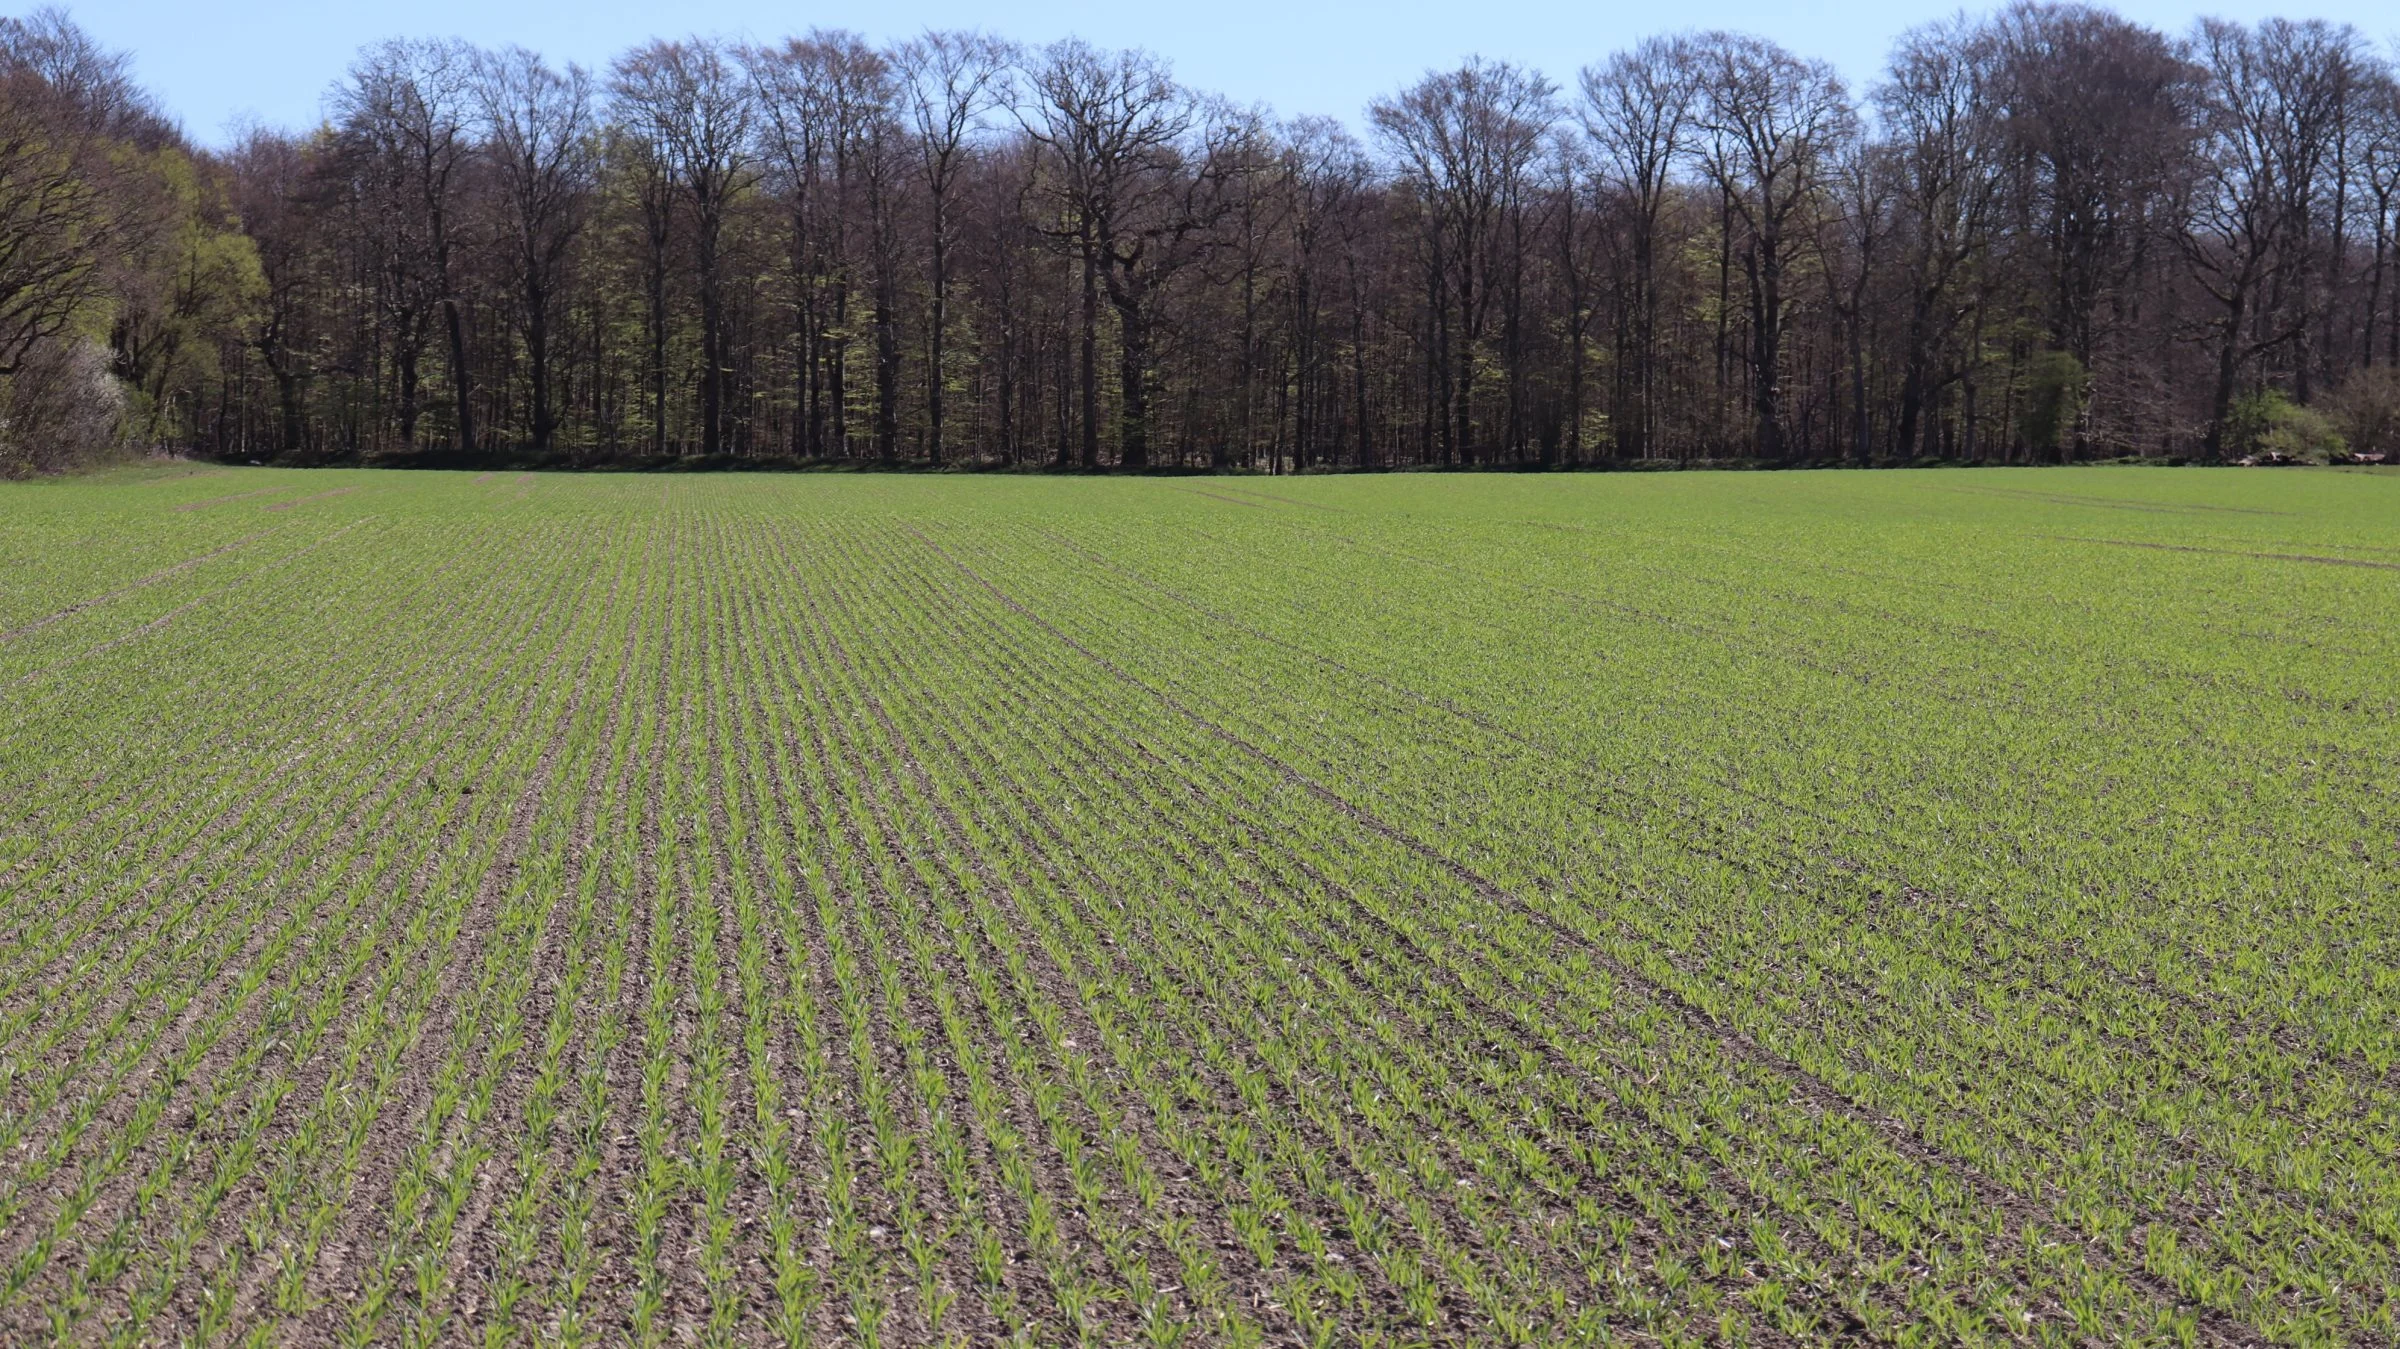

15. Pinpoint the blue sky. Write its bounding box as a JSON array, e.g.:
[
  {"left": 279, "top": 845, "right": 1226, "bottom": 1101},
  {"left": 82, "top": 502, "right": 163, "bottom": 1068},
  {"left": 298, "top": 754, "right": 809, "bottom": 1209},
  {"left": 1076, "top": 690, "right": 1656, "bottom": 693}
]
[{"left": 61, "top": 0, "right": 2400, "bottom": 146}]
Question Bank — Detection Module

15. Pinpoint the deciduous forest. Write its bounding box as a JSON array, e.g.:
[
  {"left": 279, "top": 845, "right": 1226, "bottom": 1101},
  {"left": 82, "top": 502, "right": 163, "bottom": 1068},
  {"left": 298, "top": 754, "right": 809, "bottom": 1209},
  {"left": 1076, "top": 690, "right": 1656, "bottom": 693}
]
[{"left": 8, "top": 2, "right": 2400, "bottom": 473}]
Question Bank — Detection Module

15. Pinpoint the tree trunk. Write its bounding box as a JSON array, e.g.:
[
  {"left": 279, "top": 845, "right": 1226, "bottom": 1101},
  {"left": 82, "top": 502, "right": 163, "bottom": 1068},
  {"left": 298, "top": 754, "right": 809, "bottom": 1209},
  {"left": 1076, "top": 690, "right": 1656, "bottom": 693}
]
[
  {"left": 1748, "top": 241, "right": 1785, "bottom": 460},
  {"left": 698, "top": 214, "right": 724, "bottom": 457},
  {"left": 1292, "top": 268, "right": 1314, "bottom": 471},
  {"left": 1079, "top": 239, "right": 1099, "bottom": 469},
  {"left": 646, "top": 233, "right": 668, "bottom": 457},
  {"left": 396, "top": 337, "right": 422, "bottom": 448},
  {"left": 1352, "top": 277, "right": 1372, "bottom": 468},
  {"left": 525, "top": 273, "right": 556, "bottom": 452},
  {"left": 1114, "top": 284, "right": 1150, "bottom": 471},
  {"left": 274, "top": 368, "right": 304, "bottom": 455},
  {"left": 2206, "top": 293, "right": 2248, "bottom": 459},
  {"left": 874, "top": 270, "right": 899, "bottom": 462},
  {"left": 928, "top": 220, "right": 948, "bottom": 467}
]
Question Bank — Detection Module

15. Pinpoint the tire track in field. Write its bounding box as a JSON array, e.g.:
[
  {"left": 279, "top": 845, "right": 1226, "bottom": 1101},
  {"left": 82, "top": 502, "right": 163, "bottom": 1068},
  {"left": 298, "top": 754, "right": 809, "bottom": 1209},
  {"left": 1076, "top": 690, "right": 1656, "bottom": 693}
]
[
  {"left": 880, "top": 601, "right": 1839, "bottom": 1344},
  {"left": 171, "top": 488, "right": 286, "bottom": 512},
  {"left": 553, "top": 524, "right": 694, "bottom": 1349},
  {"left": 12, "top": 518, "right": 373, "bottom": 686},
  {"left": 726, "top": 572, "right": 930, "bottom": 1347},
  {"left": 707, "top": 565, "right": 857, "bottom": 1346},
  {"left": 737, "top": 520, "right": 1061, "bottom": 1345},
  {"left": 2052, "top": 534, "right": 2400, "bottom": 571},
  {"left": 1137, "top": 516, "right": 2400, "bottom": 1160},
  {"left": 1165, "top": 485, "right": 1271, "bottom": 509},
  {"left": 909, "top": 524, "right": 2261, "bottom": 1349},
  {"left": 1199, "top": 482, "right": 1347, "bottom": 511},
  {"left": 846, "top": 538, "right": 1525, "bottom": 1343},
  {"left": 261, "top": 487, "right": 362, "bottom": 512},
  {"left": 290, "top": 534, "right": 614, "bottom": 1341},
  {"left": 1032, "top": 523, "right": 2372, "bottom": 1339},
  {"left": 540, "top": 551, "right": 673, "bottom": 1345},
  {"left": 733, "top": 562, "right": 936, "bottom": 1343},
  {"left": 1145, "top": 514, "right": 2400, "bottom": 1084},
  {"left": 0, "top": 528, "right": 275, "bottom": 644},
  {"left": 1045, "top": 523, "right": 2400, "bottom": 1244},
  {"left": 883, "top": 528, "right": 1924, "bottom": 1340},
  {"left": 1926, "top": 484, "right": 2292, "bottom": 516},
  {"left": 1107, "top": 517, "right": 2400, "bottom": 1326},
  {"left": 881, "top": 529, "right": 2020, "bottom": 1344},
  {"left": 427, "top": 522, "right": 653, "bottom": 1345}
]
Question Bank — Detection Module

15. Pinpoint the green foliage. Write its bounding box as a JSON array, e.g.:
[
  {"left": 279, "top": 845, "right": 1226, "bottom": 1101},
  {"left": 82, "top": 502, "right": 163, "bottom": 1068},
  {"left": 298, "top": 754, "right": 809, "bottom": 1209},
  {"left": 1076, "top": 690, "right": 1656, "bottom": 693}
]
[
  {"left": 2016, "top": 348, "right": 2086, "bottom": 457},
  {"left": 110, "top": 145, "right": 265, "bottom": 442},
  {"left": 2227, "top": 388, "right": 2346, "bottom": 461}
]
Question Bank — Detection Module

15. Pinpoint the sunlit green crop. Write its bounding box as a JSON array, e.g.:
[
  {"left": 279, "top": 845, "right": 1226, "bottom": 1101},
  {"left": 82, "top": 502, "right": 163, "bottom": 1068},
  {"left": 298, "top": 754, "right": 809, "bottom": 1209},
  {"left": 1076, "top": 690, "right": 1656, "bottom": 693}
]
[{"left": 0, "top": 462, "right": 2393, "bottom": 1346}]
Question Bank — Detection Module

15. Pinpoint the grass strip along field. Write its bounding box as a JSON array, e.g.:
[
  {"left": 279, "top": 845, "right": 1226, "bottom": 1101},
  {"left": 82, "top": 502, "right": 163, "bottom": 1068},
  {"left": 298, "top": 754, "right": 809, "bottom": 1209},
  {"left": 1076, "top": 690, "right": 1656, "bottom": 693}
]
[{"left": 1, "top": 463, "right": 2395, "bottom": 1347}]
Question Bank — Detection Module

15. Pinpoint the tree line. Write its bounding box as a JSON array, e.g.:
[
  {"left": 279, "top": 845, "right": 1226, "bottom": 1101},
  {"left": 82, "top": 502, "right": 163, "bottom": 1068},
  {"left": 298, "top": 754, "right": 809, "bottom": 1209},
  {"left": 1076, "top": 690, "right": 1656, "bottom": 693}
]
[{"left": 9, "top": 2, "right": 2400, "bottom": 475}]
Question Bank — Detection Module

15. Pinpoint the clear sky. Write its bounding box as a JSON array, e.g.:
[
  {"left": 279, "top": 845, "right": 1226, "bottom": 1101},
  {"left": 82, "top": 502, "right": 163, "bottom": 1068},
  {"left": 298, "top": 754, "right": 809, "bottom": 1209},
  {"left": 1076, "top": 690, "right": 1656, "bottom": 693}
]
[{"left": 58, "top": 0, "right": 2400, "bottom": 147}]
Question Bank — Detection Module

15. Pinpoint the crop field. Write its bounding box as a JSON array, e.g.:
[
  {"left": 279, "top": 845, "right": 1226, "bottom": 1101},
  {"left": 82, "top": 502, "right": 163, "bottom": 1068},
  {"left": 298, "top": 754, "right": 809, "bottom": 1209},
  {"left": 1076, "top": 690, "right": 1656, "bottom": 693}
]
[{"left": 0, "top": 464, "right": 2395, "bottom": 1347}]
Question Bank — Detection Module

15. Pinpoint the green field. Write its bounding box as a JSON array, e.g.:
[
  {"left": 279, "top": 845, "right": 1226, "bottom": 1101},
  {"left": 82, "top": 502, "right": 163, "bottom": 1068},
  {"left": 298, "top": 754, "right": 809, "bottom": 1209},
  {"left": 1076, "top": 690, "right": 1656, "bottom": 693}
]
[{"left": 2, "top": 465, "right": 2396, "bottom": 1346}]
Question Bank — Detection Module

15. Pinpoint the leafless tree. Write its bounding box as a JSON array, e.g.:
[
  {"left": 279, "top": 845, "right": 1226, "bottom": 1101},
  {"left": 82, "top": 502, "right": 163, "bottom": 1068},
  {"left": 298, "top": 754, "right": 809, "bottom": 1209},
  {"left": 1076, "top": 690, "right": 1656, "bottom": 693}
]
[
  {"left": 50, "top": 9, "right": 2400, "bottom": 471},
  {"left": 225, "top": 128, "right": 316, "bottom": 456},
  {"left": 2356, "top": 72, "right": 2400, "bottom": 366},
  {"left": 1021, "top": 39, "right": 1212, "bottom": 468},
  {"left": 1373, "top": 58, "right": 1557, "bottom": 463},
  {"left": 749, "top": 32, "right": 889, "bottom": 458},
  {"left": 336, "top": 39, "right": 481, "bottom": 451},
  {"left": 1879, "top": 18, "right": 2003, "bottom": 459},
  {"left": 613, "top": 37, "right": 756, "bottom": 455},
  {"left": 2183, "top": 18, "right": 2361, "bottom": 452},
  {"left": 1689, "top": 32, "right": 1855, "bottom": 459},
  {"left": 1990, "top": 2, "right": 2197, "bottom": 381},
  {"left": 1282, "top": 116, "right": 1370, "bottom": 468},
  {"left": 1581, "top": 35, "right": 1695, "bottom": 459},
  {"left": 894, "top": 31, "right": 1012, "bottom": 467},
  {"left": 476, "top": 47, "right": 594, "bottom": 452}
]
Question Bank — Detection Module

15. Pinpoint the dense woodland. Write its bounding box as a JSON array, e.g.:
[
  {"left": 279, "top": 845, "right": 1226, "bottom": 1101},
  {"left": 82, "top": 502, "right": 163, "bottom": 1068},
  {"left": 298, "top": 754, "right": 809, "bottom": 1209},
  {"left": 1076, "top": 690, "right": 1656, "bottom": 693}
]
[{"left": 9, "top": 3, "right": 2400, "bottom": 474}]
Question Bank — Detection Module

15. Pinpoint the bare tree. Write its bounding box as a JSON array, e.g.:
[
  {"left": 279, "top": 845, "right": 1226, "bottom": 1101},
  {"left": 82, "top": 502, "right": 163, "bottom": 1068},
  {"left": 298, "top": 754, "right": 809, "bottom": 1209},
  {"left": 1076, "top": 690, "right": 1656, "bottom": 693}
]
[
  {"left": 613, "top": 37, "right": 756, "bottom": 455},
  {"left": 2357, "top": 72, "right": 2400, "bottom": 366},
  {"left": 1021, "top": 39, "right": 1216, "bottom": 469},
  {"left": 1991, "top": 2, "right": 2196, "bottom": 385},
  {"left": 1822, "top": 134, "right": 1895, "bottom": 461},
  {"left": 476, "top": 47, "right": 595, "bottom": 453},
  {"left": 838, "top": 38, "right": 906, "bottom": 464},
  {"left": 2183, "top": 18, "right": 2358, "bottom": 453},
  {"left": 65, "top": 10, "right": 2400, "bottom": 471},
  {"left": 1283, "top": 116, "right": 1370, "bottom": 468},
  {"left": 226, "top": 128, "right": 317, "bottom": 456},
  {"left": 749, "top": 32, "right": 889, "bottom": 458},
  {"left": 747, "top": 37, "right": 832, "bottom": 457},
  {"left": 1373, "top": 58, "right": 1557, "bottom": 464},
  {"left": 1581, "top": 35, "right": 1695, "bottom": 460},
  {"left": 1878, "top": 17, "right": 2004, "bottom": 459},
  {"left": 336, "top": 39, "right": 481, "bottom": 451},
  {"left": 1212, "top": 110, "right": 1285, "bottom": 470},
  {"left": 895, "top": 31, "right": 1012, "bottom": 467},
  {"left": 1690, "top": 32, "right": 1855, "bottom": 459}
]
